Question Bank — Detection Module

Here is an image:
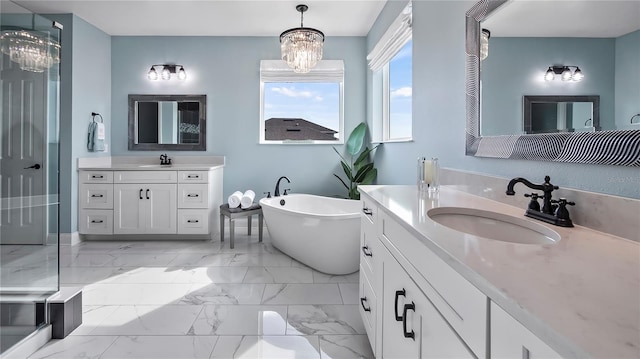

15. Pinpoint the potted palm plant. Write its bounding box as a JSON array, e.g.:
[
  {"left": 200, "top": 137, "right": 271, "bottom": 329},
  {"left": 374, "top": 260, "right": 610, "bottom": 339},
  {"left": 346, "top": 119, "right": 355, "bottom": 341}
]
[{"left": 333, "top": 122, "right": 379, "bottom": 200}]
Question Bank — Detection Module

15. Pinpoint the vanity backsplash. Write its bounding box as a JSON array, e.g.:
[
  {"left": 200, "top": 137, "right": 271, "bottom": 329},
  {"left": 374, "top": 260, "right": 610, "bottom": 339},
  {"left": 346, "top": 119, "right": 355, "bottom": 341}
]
[{"left": 440, "top": 168, "right": 640, "bottom": 242}]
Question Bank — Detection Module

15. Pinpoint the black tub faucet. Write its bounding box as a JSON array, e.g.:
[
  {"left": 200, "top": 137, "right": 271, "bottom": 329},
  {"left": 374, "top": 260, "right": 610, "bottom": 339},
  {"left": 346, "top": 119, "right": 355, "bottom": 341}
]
[
  {"left": 274, "top": 176, "right": 290, "bottom": 197},
  {"left": 506, "top": 175, "right": 558, "bottom": 214}
]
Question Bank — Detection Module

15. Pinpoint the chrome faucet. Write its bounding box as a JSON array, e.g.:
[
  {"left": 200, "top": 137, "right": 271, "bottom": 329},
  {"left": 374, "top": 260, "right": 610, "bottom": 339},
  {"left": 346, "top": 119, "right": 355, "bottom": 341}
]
[
  {"left": 506, "top": 175, "right": 574, "bottom": 227},
  {"left": 159, "top": 154, "right": 172, "bottom": 166},
  {"left": 274, "top": 176, "right": 290, "bottom": 197}
]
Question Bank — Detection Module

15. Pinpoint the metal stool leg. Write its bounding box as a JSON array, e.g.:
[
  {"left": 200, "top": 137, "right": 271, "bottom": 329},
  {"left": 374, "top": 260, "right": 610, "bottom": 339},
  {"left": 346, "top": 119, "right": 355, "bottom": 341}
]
[
  {"left": 230, "top": 219, "right": 235, "bottom": 249},
  {"left": 247, "top": 215, "right": 252, "bottom": 236},
  {"left": 258, "top": 212, "right": 263, "bottom": 243},
  {"left": 220, "top": 214, "right": 225, "bottom": 242}
]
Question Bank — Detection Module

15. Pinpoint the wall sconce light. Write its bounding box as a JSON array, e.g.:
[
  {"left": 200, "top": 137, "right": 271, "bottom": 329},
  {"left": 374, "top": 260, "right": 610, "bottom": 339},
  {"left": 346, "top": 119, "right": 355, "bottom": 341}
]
[
  {"left": 480, "top": 29, "right": 490, "bottom": 61},
  {"left": 544, "top": 65, "right": 583, "bottom": 82},
  {"left": 147, "top": 64, "right": 186, "bottom": 81}
]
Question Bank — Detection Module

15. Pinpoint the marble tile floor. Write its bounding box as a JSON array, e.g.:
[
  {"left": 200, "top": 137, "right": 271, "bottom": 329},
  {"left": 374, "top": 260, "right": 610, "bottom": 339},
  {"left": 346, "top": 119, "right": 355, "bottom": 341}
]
[{"left": 25, "top": 232, "right": 374, "bottom": 359}]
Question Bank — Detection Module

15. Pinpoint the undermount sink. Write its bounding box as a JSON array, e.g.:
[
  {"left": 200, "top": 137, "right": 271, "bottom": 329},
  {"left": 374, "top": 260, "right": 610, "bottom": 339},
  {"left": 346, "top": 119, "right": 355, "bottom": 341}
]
[{"left": 427, "top": 207, "right": 560, "bottom": 245}]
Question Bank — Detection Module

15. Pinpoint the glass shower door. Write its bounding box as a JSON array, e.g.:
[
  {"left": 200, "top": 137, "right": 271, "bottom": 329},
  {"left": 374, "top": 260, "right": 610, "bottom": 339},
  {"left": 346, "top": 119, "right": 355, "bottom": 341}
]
[{"left": 0, "top": 3, "right": 61, "bottom": 354}]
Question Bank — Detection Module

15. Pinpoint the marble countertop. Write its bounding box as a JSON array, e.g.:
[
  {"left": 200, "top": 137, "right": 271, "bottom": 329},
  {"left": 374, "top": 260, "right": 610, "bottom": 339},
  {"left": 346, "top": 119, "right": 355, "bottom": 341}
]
[
  {"left": 360, "top": 185, "right": 639, "bottom": 359},
  {"left": 77, "top": 156, "right": 225, "bottom": 171}
]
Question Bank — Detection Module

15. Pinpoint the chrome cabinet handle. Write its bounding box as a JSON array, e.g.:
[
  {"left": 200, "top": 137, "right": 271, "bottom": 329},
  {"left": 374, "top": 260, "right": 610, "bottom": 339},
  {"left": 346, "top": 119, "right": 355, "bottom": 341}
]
[
  {"left": 360, "top": 297, "right": 371, "bottom": 312},
  {"left": 362, "top": 208, "right": 373, "bottom": 216},
  {"left": 139, "top": 189, "right": 143, "bottom": 199},
  {"left": 146, "top": 189, "right": 150, "bottom": 199},
  {"left": 90, "top": 220, "right": 104, "bottom": 224},
  {"left": 187, "top": 193, "right": 199, "bottom": 197},
  {"left": 187, "top": 219, "right": 199, "bottom": 223},
  {"left": 394, "top": 289, "right": 406, "bottom": 321},
  {"left": 402, "top": 302, "right": 416, "bottom": 340},
  {"left": 362, "top": 246, "right": 373, "bottom": 257},
  {"left": 91, "top": 194, "right": 104, "bottom": 198}
]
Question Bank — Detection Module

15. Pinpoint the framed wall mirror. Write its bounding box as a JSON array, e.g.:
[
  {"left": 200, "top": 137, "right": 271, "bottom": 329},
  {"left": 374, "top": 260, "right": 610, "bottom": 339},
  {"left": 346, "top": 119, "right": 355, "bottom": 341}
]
[
  {"left": 465, "top": 0, "right": 640, "bottom": 166},
  {"left": 523, "top": 96, "right": 600, "bottom": 134},
  {"left": 128, "top": 94, "right": 206, "bottom": 151}
]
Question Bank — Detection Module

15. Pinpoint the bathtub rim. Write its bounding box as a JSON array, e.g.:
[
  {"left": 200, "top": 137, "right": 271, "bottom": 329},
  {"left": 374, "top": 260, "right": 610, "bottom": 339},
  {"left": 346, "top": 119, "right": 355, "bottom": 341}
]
[{"left": 259, "top": 194, "right": 361, "bottom": 220}]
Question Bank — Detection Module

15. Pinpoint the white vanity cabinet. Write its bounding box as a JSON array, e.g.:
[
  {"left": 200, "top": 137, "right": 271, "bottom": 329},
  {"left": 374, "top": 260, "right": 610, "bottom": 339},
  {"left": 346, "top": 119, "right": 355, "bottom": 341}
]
[
  {"left": 78, "top": 167, "right": 222, "bottom": 239},
  {"left": 491, "top": 302, "right": 562, "bottom": 359}
]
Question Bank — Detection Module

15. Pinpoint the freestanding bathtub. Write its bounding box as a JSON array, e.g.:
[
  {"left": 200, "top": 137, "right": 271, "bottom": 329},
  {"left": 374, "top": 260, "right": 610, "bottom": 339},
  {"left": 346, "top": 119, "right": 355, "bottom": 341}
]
[{"left": 259, "top": 194, "right": 361, "bottom": 275}]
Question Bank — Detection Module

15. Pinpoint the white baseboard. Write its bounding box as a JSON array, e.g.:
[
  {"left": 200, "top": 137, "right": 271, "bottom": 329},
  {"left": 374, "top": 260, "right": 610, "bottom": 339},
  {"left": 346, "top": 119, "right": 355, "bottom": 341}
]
[{"left": 60, "top": 232, "right": 81, "bottom": 246}]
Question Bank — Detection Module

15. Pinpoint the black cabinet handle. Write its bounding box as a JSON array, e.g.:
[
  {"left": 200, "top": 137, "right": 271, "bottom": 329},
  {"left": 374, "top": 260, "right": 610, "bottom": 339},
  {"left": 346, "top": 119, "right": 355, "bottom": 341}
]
[
  {"left": 187, "top": 219, "right": 199, "bottom": 223},
  {"left": 24, "top": 164, "right": 41, "bottom": 170},
  {"left": 187, "top": 193, "right": 199, "bottom": 197},
  {"left": 402, "top": 302, "right": 416, "bottom": 340},
  {"left": 394, "top": 289, "right": 406, "bottom": 321},
  {"left": 362, "top": 208, "right": 373, "bottom": 216},
  {"left": 187, "top": 175, "right": 199, "bottom": 179},
  {"left": 146, "top": 189, "right": 150, "bottom": 199},
  {"left": 91, "top": 174, "right": 104, "bottom": 179},
  {"left": 362, "top": 246, "right": 373, "bottom": 257},
  {"left": 360, "top": 297, "right": 371, "bottom": 312},
  {"left": 139, "top": 189, "right": 143, "bottom": 199},
  {"left": 91, "top": 194, "right": 104, "bottom": 198},
  {"left": 90, "top": 220, "right": 104, "bottom": 224}
]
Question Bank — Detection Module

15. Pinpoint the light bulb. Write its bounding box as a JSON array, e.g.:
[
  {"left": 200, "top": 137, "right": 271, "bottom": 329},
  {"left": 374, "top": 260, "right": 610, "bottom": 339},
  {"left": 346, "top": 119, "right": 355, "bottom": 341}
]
[
  {"left": 544, "top": 67, "right": 554, "bottom": 81},
  {"left": 161, "top": 66, "right": 171, "bottom": 80},
  {"left": 177, "top": 67, "right": 187, "bottom": 80},
  {"left": 147, "top": 67, "right": 158, "bottom": 80},
  {"left": 572, "top": 67, "right": 584, "bottom": 82},
  {"left": 561, "top": 67, "right": 572, "bottom": 81}
]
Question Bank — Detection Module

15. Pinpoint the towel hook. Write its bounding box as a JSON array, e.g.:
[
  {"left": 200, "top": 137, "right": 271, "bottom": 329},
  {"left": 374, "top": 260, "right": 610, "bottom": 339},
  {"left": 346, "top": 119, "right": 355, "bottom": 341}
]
[{"left": 91, "top": 112, "right": 104, "bottom": 123}]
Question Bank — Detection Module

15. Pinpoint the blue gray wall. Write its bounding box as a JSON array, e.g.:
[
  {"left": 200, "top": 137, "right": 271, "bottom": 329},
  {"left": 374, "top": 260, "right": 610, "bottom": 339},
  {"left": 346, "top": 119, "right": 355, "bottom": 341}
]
[
  {"left": 481, "top": 37, "right": 615, "bottom": 134},
  {"left": 615, "top": 30, "right": 640, "bottom": 130},
  {"left": 367, "top": 0, "right": 639, "bottom": 199},
  {"left": 48, "top": 14, "right": 111, "bottom": 233},
  {"left": 111, "top": 36, "right": 367, "bottom": 201}
]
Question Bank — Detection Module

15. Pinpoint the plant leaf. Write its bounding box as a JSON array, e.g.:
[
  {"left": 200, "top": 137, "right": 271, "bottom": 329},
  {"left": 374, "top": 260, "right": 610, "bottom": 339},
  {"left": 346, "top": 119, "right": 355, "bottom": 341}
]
[
  {"left": 354, "top": 146, "right": 373, "bottom": 168},
  {"left": 333, "top": 174, "right": 349, "bottom": 190},
  {"left": 354, "top": 163, "right": 374, "bottom": 183},
  {"left": 346, "top": 122, "right": 367, "bottom": 156},
  {"left": 340, "top": 161, "right": 353, "bottom": 181},
  {"left": 332, "top": 146, "right": 347, "bottom": 163},
  {"left": 360, "top": 168, "right": 377, "bottom": 185}
]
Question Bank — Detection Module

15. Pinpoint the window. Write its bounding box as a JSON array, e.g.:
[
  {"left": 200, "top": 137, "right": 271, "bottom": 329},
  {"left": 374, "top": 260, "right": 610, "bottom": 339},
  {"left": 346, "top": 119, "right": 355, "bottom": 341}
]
[
  {"left": 260, "top": 60, "right": 344, "bottom": 144},
  {"left": 368, "top": 3, "right": 412, "bottom": 142}
]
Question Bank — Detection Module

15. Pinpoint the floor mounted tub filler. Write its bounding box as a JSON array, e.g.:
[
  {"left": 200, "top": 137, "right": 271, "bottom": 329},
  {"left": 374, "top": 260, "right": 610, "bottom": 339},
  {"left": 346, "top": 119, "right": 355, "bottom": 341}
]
[{"left": 260, "top": 194, "right": 361, "bottom": 275}]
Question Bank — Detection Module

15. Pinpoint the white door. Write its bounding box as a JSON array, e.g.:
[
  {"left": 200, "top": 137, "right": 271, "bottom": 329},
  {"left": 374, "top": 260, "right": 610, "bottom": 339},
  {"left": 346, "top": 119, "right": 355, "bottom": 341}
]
[
  {"left": 113, "top": 184, "right": 145, "bottom": 234},
  {"left": 0, "top": 51, "right": 47, "bottom": 244},
  {"left": 145, "top": 184, "right": 176, "bottom": 234}
]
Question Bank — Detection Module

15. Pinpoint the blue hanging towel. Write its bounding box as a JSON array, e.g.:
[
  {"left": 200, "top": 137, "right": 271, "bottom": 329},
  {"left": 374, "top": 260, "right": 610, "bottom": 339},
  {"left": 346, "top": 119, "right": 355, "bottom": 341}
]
[{"left": 87, "top": 115, "right": 105, "bottom": 152}]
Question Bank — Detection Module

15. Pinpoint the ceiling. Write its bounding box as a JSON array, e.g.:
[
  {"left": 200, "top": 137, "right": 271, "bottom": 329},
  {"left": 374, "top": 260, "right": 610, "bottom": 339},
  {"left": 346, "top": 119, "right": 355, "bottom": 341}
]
[
  {"left": 9, "top": 0, "right": 388, "bottom": 37},
  {"left": 483, "top": 1, "right": 640, "bottom": 38}
]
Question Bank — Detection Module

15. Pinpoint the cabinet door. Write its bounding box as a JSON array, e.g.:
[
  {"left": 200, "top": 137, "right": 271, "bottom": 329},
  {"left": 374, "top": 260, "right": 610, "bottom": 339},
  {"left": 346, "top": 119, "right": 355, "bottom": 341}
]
[
  {"left": 420, "top": 294, "right": 475, "bottom": 359},
  {"left": 145, "top": 184, "right": 177, "bottom": 234},
  {"left": 114, "top": 184, "right": 145, "bottom": 234},
  {"left": 491, "top": 302, "right": 562, "bottom": 359},
  {"left": 382, "top": 249, "right": 421, "bottom": 358}
]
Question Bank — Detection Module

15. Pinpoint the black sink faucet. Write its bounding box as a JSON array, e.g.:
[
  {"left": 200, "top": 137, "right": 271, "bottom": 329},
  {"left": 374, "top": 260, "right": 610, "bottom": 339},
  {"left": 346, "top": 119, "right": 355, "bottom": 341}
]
[
  {"left": 506, "top": 175, "right": 558, "bottom": 215},
  {"left": 274, "top": 176, "right": 290, "bottom": 197}
]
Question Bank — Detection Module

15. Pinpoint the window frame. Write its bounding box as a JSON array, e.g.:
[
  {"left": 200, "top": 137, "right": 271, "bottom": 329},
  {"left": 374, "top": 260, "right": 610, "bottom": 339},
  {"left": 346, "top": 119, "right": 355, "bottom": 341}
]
[
  {"left": 259, "top": 61, "right": 345, "bottom": 145},
  {"left": 383, "top": 38, "right": 412, "bottom": 142}
]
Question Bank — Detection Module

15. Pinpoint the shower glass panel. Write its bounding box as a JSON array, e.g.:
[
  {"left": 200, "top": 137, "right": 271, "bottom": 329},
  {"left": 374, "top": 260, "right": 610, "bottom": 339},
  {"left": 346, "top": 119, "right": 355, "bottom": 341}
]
[{"left": 0, "top": 2, "right": 60, "bottom": 354}]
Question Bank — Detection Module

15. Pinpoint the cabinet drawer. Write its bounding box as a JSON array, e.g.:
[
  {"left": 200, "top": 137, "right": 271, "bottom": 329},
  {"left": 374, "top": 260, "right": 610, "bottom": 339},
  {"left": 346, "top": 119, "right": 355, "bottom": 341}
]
[
  {"left": 114, "top": 171, "right": 177, "bottom": 183},
  {"left": 178, "top": 184, "right": 209, "bottom": 209},
  {"left": 379, "top": 210, "right": 486, "bottom": 357},
  {"left": 79, "top": 184, "right": 113, "bottom": 209},
  {"left": 80, "top": 171, "right": 113, "bottom": 184},
  {"left": 79, "top": 210, "right": 113, "bottom": 234},
  {"left": 178, "top": 171, "right": 208, "bottom": 183},
  {"left": 178, "top": 209, "right": 209, "bottom": 234},
  {"left": 360, "top": 194, "right": 377, "bottom": 226},
  {"left": 359, "top": 267, "right": 377, "bottom": 351},
  {"left": 360, "top": 216, "right": 377, "bottom": 278}
]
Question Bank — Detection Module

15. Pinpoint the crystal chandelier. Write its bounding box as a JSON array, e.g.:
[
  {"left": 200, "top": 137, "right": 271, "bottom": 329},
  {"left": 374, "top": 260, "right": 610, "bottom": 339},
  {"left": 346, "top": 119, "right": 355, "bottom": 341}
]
[
  {"left": 1, "top": 26, "right": 61, "bottom": 73},
  {"left": 280, "top": 4, "right": 324, "bottom": 73}
]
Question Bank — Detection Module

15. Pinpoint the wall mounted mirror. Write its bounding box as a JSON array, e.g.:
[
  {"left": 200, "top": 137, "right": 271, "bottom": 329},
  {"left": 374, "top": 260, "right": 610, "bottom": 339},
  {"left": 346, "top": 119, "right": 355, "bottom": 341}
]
[
  {"left": 523, "top": 96, "right": 599, "bottom": 134},
  {"left": 128, "top": 94, "right": 206, "bottom": 151},
  {"left": 466, "top": 0, "right": 640, "bottom": 166}
]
